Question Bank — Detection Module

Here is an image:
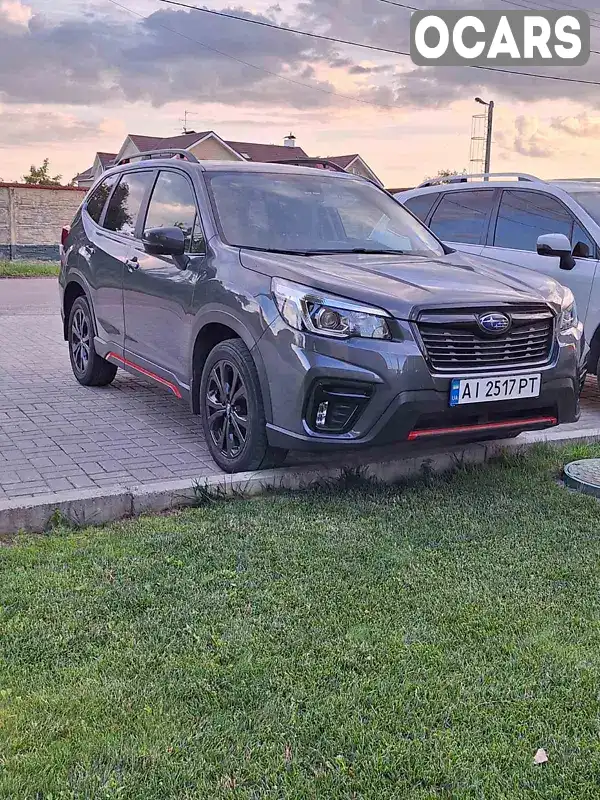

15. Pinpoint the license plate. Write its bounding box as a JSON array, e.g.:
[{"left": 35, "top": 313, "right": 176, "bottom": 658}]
[{"left": 450, "top": 374, "right": 541, "bottom": 406}]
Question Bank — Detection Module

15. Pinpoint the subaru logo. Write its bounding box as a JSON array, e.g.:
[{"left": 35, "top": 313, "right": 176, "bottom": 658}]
[{"left": 477, "top": 312, "right": 511, "bottom": 334}]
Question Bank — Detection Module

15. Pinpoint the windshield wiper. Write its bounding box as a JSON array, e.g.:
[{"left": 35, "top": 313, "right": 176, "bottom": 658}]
[
  {"left": 345, "top": 248, "right": 407, "bottom": 255},
  {"left": 241, "top": 246, "right": 409, "bottom": 256},
  {"left": 241, "top": 246, "right": 322, "bottom": 256}
]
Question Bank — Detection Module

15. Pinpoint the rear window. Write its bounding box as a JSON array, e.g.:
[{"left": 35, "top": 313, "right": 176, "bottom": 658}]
[
  {"left": 85, "top": 174, "right": 118, "bottom": 224},
  {"left": 429, "top": 190, "right": 495, "bottom": 245},
  {"left": 403, "top": 192, "right": 439, "bottom": 222},
  {"left": 103, "top": 171, "right": 154, "bottom": 238}
]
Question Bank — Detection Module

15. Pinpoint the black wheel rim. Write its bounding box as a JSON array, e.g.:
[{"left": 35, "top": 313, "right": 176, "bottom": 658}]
[
  {"left": 71, "top": 308, "right": 90, "bottom": 375},
  {"left": 206, "top": 360, "right": 249, "bottom": 459}
]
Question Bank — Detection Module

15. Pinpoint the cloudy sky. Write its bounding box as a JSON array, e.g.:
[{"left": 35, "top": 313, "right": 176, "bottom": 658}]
[{"left": 1, "top": 0, "right": 600, "bottom": 187}]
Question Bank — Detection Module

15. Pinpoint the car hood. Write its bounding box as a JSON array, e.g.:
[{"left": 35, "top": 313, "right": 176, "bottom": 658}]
[{"left": 240, "top": 248, "right": 567, "bottom": 319}]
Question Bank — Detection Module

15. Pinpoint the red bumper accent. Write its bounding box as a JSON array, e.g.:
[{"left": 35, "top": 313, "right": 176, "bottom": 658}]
[
  {"left": 407, "top": 415, "right": 558, "bottom": 441},
  {"left": 107, "top": 352, "right": 182, "bottom": 399}
]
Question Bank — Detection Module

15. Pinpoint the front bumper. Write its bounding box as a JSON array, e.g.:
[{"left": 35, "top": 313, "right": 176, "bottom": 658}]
[{"left": 257, "top": 316, "right": 585, "bottom": 452}]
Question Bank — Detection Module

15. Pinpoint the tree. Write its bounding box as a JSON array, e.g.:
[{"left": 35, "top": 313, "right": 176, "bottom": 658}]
[
  {"left": 422, "top": 168, "right": 467, "bottom": 183},
  {"left": 102, "top": 181, "right": 132, "bottom": 233},
  {"left": 22, "top": 159, "right": 62, "bottom": 186}
]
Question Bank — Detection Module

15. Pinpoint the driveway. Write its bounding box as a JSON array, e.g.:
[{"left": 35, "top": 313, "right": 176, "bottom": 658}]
[{"left": 1, "top": 278, "right": 599, "bottom": 502}]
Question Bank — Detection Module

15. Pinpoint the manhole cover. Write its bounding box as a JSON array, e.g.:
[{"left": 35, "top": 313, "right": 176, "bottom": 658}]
[{"left": 564, "top": 459, "right": 600, "bottom": 497}]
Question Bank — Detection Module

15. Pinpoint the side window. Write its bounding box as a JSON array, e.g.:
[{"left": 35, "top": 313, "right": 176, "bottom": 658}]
[
  {"left": 144, "top": 171, "right": 205, "bottom": 253},
  {"left": 403, "top": 193, "right": 439, "bottom": 223},
  {"left": 572, "top": 221, "right": 595, "bottom": 258},
  {"left": 103, "top": 171, "right": 154, "bottom": 238},
  {"left": 494, "top": 190, "right": 572, "bottom": 251},
  {"left": 428, "top": 190, "right": 495, "bottom": 244},
  {"left": 85, "top": 174, "right": 118, "bottom": 224}
]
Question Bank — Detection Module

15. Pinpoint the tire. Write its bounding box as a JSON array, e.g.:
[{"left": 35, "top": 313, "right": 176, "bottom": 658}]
[
  {"left": 200, "top": 339, "right": 288, "bottom": 473},
  {"left": 68, "top": 296, "right": 117, "bottom": 387}
]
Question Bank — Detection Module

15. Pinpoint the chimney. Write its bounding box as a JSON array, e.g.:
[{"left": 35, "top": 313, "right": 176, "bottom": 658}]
[{"left": 284, "top": 132, "right": 297, "bottom": 148}]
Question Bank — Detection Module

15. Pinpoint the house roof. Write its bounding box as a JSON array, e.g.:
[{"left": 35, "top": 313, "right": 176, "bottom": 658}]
[
  {"left": 76, "top": 134, "right": 385, "bottom": 187},
  {"left": 73, "top": 166, "right": 94, "bottom": 182},
  {"left": 129, "top": 131, "right": 213, "bottom": 152},
  {"left": 225, "top": 140, "right": 309, "bottom": 162},
  {"left": 325, "top": 154, "right": 360, "bottom": 169},
  {"left": 97, "top": 152, "right": 117, "bottom": 169}
]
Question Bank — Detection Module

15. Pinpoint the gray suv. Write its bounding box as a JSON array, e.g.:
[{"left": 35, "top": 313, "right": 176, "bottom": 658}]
[{"left": 59, "top": 151, "right": 585, "bottom": 473}]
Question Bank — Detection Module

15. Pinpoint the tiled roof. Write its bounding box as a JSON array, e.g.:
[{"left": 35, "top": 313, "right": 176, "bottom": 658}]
[
  {"left": 325, "top": 154, "right": 359, "bottom": 169},
  {"left": 73, "top": 166, "right": 94, "bottom": 181},
  {"left": 225, "top": 141, "right": 309, "bottom": 162},
  {"left": 129, "top": 131, "right": 213, "bottom": 152},
  {"left": 97, "top": 152, "right": 117, "bottom": 169}
]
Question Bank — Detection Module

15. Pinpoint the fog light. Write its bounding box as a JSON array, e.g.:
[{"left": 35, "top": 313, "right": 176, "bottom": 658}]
[{"left": 316, "top": 401, "right": 329, "bottom": 428}]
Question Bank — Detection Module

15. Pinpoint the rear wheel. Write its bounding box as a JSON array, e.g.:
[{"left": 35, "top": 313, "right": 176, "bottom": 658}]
[
  {"left": 68, "top": 296, "right": 117, "bottom": 387},
  {"left": 200, "top": 339, "right": 287, "bottom": 473}
]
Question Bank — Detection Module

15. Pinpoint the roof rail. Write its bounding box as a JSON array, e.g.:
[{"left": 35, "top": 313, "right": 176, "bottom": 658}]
[
  {"left": 270, "top": 158, "right": 349, "bottom": 173},
  {"left": 417, "top": 172, "right": 544, "bottom": 188},
  {"left": 116, "top": 149, "right": 200, "bottom": 167}
]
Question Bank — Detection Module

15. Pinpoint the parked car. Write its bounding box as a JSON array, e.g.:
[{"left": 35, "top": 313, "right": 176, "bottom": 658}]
[
  {"left": 396, "top": 173, "right": 600, "bottom": 383},
  {"left": 59, "top": 154, "right": 585, "bottom": 473}
]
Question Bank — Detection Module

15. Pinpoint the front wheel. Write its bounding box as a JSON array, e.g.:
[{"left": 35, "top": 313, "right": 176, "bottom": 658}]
[
  {"left": 200, "top": 339, "right": 287, "bottom": 473},
  {"left": 68, "top": 296, "right": 117, "bottom": 387}
]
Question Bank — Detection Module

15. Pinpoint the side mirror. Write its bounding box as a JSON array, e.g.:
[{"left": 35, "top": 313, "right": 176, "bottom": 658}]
[
  {"left": 143, "top": 226, "right": 186, "bottom": 257},
  {"left": 573, "top": 241, "right": 590, "bottom": 259},
  {"left": 536, "top": 233, "right": 576, "bottom": 271}
]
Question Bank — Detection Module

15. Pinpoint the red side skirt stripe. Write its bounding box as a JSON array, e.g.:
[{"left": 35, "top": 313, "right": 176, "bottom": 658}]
[
  {"left": 408, "top": 415, "right": 557, "bottom": 440},
  {"left": 107, "top": 352, "right": 182, "bottom": 399}
]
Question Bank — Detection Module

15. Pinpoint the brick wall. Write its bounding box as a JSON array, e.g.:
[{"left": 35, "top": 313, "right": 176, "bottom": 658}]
[{"left": 0, "top": 183, "right": 87, "bottom": 261}]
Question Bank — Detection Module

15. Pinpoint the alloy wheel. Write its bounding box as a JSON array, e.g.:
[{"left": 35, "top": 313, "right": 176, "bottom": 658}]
[
  {"left": 71, "top": 307, "right": 90, "bottom": 375},
  {"left": 206, "top": 359, "right": 249, "bottom": 458}
]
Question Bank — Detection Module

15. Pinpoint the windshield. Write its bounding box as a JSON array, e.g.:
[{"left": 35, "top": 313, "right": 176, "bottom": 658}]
[
  {"left": 206, "top": 171, "right": 445, "bottom": 257},
  {"left": 566, "top": 189, "right": 600, "bottom": 225}
]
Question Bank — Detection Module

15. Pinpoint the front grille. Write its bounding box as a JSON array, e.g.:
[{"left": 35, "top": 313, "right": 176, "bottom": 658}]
[{"left": 416, "top": 306, "right": 555, "bottom": 373}]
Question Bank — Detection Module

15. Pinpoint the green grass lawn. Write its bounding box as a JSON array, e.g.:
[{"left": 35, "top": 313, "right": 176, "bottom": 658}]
[
  {"left": 0, "top": 260, "right": 59, "bottom": 277},
  {"left": 3, "top": 445, "right": 600, "bottom": 798}
]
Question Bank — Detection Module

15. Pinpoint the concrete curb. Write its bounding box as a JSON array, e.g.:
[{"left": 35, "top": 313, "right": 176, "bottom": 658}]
[{"left": 1, "top": 427, "right": 598, "bottom": 534}]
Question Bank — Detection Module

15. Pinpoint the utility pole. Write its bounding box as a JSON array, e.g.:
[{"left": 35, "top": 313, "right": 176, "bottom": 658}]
[
  {"left": 475, "top": 97, "right": 494, "bottom": 180},
  {"left": 484, "top": 101, "right": 494, "bottom": 175}
]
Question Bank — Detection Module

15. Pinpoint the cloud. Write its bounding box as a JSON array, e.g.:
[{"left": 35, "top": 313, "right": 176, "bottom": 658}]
[
  {"left": 0, "top": 2, "right": 348, "bottom": 110},
  {"left": 496, "top": 115, "right": 556, "bottom": 158},
  {"left": 297, "top": 0, "right": 600, "bottom": 109},
  {"left": 551, "top": 113, "right": 600, "bottom": 138},
  {"left": 348, "top": 64, "right": 392, "bottom": 75},
  {"left": 0, "top": 108, "right": 109, "bottom": 146},
  {"left": 0, "top": 0, "right": 31, "bottom": 26},
  {"left": 0, "top": 0, "right": 598, "bottom": 116}
]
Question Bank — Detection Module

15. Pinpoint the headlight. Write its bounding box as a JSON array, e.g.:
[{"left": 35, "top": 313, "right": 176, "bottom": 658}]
[
  {"left": 272, "top": 278, "right": 392, "bottom": 340},
  {"left": 560, "top": 289, "right": 578, "bottom": 332}
]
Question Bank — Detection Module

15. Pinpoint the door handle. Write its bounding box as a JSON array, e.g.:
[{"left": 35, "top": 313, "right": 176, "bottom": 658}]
[{"left": 125, "top": 257, "right": 139, "bottom": 272}]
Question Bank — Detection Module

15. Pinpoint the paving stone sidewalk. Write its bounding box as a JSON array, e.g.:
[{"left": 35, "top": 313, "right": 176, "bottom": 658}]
[{"left": 1, "top": 278, "right": 599, "bottom": 503}]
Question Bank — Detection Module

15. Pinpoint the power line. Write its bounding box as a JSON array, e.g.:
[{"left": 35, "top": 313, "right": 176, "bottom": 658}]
[
  {"left": 497, "top": 0, "right": 600, "bottom": 51},
  {"left": 501, "top": 0, "right": 600, "bottom": 23},
  {"left": 105, "top": 0, "right": 408, "bottom": 111},
  {"left": 499, "top": 0, "right": 600, "bottom": 28},
  {"left": 376, "top": 0, "right": 600, "bottom": 54},
  {"left": 159, "top": 0, "right": 600, "bottom": 86},
  {"left": 375, "top": 0, "right": 419, "bottom": 10}
]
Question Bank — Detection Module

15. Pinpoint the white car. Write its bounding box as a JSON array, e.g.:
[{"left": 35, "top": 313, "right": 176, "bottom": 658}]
[{"left": 396, "top": 173, "right": 600, "bottom": 382}]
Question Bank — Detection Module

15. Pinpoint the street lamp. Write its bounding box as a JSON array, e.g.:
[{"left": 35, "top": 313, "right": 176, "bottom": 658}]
[{"left": 475, "top": 97, "right": 494, "bottom": 179}]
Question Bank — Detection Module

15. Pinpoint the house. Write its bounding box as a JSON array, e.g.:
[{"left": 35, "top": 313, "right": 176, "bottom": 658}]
[
  {"left": 322, "top": 154, "right": 384, "bottom": 186},
  {"left": 73, "top": 132, "right": 384, "bottom": 187},
  {"left": 73, "top": 151, "right": 117, "bottom": 189}
]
